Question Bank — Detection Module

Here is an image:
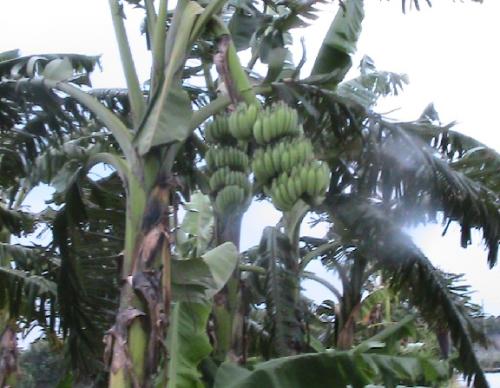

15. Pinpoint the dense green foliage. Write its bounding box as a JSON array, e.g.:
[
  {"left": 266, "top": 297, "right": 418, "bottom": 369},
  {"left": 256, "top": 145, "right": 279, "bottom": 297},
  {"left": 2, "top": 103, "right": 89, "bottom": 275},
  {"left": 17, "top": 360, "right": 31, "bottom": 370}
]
[
  {"left": 0, "top": 0, "right": 498, "bottom": 387},
  {"left": 18, "top": 341, "right": 66, "bottom": 388}
]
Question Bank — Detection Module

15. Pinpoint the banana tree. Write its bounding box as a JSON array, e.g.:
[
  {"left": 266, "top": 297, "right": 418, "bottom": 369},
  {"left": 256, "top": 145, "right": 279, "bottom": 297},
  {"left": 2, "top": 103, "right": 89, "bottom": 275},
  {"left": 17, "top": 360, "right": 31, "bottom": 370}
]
[
  {"left": 1, "top": 0, "right": 498, "bottom": 387},
  {"left": 2, "top": 0, "right": 252, "bottom": 384}
]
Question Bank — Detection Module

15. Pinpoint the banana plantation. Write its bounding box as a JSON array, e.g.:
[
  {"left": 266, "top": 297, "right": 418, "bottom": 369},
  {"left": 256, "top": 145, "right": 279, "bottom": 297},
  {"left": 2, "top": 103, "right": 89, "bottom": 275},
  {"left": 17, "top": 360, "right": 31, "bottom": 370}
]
[{"left": 0, "top": 0, "right": 498, "bottom": 387}]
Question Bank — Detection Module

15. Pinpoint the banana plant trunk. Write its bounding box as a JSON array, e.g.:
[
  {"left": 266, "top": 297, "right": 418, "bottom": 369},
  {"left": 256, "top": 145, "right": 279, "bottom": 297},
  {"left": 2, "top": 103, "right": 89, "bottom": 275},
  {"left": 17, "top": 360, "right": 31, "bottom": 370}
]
[
  {"left": 213, "top": 213, "right": 245, "bottom": 363},
  {"left": 336, "top": 258, "right": 367, "bottom": 350},
  {"left": 210, "top": 28, "right": 258, "bottom": 364},
  {"left": 106, "top": 171, "right": 175, "bottom": 387},
  {"left": 336, "top": 295, "right": 362, "bottom": 350}
]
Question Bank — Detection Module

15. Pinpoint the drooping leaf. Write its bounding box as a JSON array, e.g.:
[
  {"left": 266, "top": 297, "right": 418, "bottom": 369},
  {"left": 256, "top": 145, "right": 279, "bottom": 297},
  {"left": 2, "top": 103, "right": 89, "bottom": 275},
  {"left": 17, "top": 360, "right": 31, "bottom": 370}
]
[
  {"left": 365, "top": 119, "right": 500, "bottom": 267},
  {"left": 164, "top": 302, "right": 212, "bottom": 388},
  {"left": 46, "top": 173, "right": 125, "bottom": 377},
  {"left": 310, "top": 0, "right": 364, "bottom": 84},
  {"left": 201, "top": 242, "right": 239, "bottom": 296},
  {"left": 0, "top": 267, "right": 57, "bottom": 296},
  {"left": 290, "top": 79, "right": 499, "bottom": 267},
  {"left": 171, "top": 258, "right": 218, "bottom": 302},
  {"left": 172, "top": 242, "right": 238, "bottom": 301},
  {"left": 214, "top": 348, "right": 449, "bottom": 388},
  {"left": 164, "top": 242, "right": 237, "bottom": 386}
]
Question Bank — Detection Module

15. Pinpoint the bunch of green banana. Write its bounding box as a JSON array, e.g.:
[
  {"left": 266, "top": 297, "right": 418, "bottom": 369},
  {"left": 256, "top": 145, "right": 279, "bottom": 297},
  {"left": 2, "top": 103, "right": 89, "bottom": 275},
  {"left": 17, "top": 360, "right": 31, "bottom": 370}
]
[
  {"left": 267, "top": 161, "right": 330, "bottom": 211},
  {"left": 252, "top": 102, "right": 300, "bottom": 145},
  {"left": 205, "top": 146, "right": 249, "bottom": 172},
  {"left": 249, "top": 102, "right": 331, "bottom": 211},
  {"left": 205, "top": 108, "right": 254, "bottom": 217},
  {"left": 209, "top": 167, "right": 251, "bottom": 195},
  {"left": 252, "top": 138, "right": 314, "bottom": 184},
  {"left": 205, "top": 115, "right": 234, "bottom": 144},
  {"left": 228, "top": 103, "right": 259, "bottom": 141},
  {"left": 214, "top": 185, "right": 248, "bottom": 215}
]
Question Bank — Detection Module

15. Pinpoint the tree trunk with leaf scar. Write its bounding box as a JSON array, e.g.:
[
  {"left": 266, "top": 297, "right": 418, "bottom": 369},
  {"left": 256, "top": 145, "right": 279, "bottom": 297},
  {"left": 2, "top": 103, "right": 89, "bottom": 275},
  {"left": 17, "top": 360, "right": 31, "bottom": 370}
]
[{"left": 107, "top": 174, "right": 173, "bottom": 388}]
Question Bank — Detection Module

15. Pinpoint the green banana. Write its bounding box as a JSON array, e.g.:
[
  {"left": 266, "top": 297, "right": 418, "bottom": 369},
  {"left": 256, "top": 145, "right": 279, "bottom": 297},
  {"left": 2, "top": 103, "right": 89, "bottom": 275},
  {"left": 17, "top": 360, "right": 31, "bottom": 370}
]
[
  {"left": 272, "top": 146, "right": 281, "bottom": 172},
  {"left": 269, "top": 181, "right": 284, "bottom": 211},
  {"left": 205, "top": 148, "right": 215, "bottom": 170},
  {"left": 228, "top": 112, "right": 239, "bottom": 139},
  {"left": 305, "top": 165, "right": 317, "bottom": 197},
  {"left": 252, "top": 150, "right": 268, "bottom": 184},
  {"left": 206, "top": 116, "right": 234, "bottom": 143},
  {"left": 209, "top": 167, "right": 230, "bottom": 193},
  {"left": 281, "top": 149, "right": 291, "bottom": 173},
  {"left": 209, "top": 169, "right": 251, "bottom": 195},
  {"left": 215, "top": 185, "right": 247, "bottom": 215},
  {"left": 227, "top": 103, "right": 258, "bottom": 141},
  {"left": 287, "top": 177, "right": 298, "bottom": 203},
  {"left": 317, "top": 163, "right": 330, "bottom": 195},
  {"left": 289, "top": 143, "right": 298, "bottom": 168},
  {"left": 279, "top": 183, "right": 294, "bottom": 210},
  {"left": 293, "top": 172, "right": 303, "bottom": 198},
  {"left": 276, "top": 103, "right": 285, "bottom": 138},
  {"left": 263, "top": 148, "right": 275, "bottom": 177},
  {"left": 262, "top": 115, "right": 272, "bottom": 144},
  {"left": 207, "top": 146, "right": 249, "bottom": 171},
  {"left": 253, "top": 118, "right": 264, "bottom": 145},
  {"left": 247, "top": 102, "right": 332, "bottom": 213}
]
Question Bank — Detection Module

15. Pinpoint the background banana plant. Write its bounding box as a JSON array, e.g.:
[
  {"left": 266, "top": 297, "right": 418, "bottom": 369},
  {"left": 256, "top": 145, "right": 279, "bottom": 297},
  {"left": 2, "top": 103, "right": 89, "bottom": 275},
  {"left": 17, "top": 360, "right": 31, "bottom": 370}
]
[{"left": 0, "top": 0, "right": 498, "bottom": 387}]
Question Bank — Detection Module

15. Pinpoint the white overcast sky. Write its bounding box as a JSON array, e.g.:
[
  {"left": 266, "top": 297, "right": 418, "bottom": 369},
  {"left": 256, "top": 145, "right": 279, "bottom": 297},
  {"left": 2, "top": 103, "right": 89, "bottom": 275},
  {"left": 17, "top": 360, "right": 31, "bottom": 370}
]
[{"left": 1, "top": 1, "right": 499, "bottom": 314}]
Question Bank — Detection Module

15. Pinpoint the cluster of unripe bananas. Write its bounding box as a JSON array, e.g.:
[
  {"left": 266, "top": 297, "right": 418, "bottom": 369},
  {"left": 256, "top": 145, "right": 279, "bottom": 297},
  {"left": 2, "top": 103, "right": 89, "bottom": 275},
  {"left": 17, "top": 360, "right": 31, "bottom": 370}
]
[
  {"left": 204, "top": 115, "right": 252, "bottom": 217},
  {"left": 250, "top": 103, "right": 330, "bottom": 211},
  {"left": 204, "top": 102, "right": 330, "bottom": 214}
]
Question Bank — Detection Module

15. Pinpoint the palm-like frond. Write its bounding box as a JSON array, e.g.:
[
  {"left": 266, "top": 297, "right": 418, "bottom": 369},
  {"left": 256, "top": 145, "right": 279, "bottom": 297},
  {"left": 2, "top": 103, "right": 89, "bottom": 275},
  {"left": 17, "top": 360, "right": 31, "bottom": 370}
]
[
  {"left": 361, "top": 117, "right": 499, "bottom": 266},
  {"left": 451, "top": 146, "right": 500, "bottom": 193},
  {"left": 47, "top": 172, "right": 124, "bottom": 376},
  {"left": 0, "top": 267, "right": 57, "bottom": 298},
  {"left": 402, "top": 106, "right": 500, "bottom": 195},
  {"left": 323, "top": 196, "right": 488, "bottom": 387},
  {"left": 0, "top": 51, "right": 130, "bottom": 207},
  {"left": 1, "top": 176, "right": 124, "bottom": 378},
  {"left": 274, "top": 80, "right": 499, "bottom": 267},
  {"left": 0, "top": 243, "right": 59, "bottom": 331},
  {"left": 0, "top": 51, "right": 99, "bottom": 130},
  {"left": 337, "top": 56, "right": 408, "bottom": 108}
]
